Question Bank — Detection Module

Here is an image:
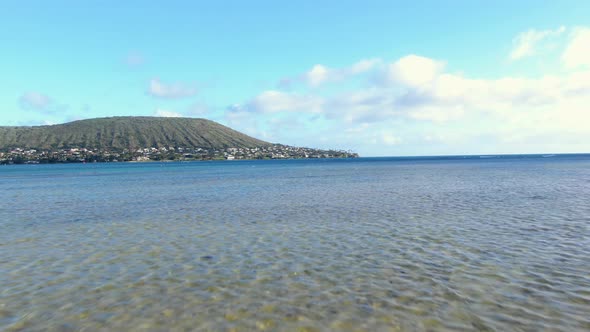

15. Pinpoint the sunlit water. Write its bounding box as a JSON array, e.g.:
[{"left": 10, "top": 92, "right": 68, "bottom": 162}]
[{"left": 1, "top": 156, "right": 590, "bottom": 331}]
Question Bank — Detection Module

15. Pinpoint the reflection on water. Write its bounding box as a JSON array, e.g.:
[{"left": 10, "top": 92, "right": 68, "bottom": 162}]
[{"left": 1, "top": 157, "right": 590, "bottom": 331}]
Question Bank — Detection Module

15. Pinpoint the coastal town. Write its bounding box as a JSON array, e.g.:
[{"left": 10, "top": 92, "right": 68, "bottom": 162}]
[{"left": 0, "top": 144, "right": 358, "bottom": 164}]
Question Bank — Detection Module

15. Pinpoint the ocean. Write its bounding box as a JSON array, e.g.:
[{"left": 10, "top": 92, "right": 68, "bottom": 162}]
[{"left": 1, "top": 155, "right": 590, "bottom": 331}]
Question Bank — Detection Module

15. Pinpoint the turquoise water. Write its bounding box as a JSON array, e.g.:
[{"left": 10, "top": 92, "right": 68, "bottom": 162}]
[{"left": 1, "top": 156, "right": 590, "bottom": 331}]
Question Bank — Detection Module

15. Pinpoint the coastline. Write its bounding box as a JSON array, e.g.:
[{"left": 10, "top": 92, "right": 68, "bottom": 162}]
[{"left": 0, "top": 145, "right": 359, "bottom": 165}]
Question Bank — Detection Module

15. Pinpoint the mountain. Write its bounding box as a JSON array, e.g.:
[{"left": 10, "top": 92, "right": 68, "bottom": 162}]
[{"left": 0, "top": 116, "right": 270, "bottom": 150}]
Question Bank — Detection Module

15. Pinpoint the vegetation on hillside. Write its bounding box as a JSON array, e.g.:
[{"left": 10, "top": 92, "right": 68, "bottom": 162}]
[
  {"left": 0, "top": 116, "right": 270, "bottom": 151},
  {"left": 0, "top": 117, "right": 359, "bottom": 164}
]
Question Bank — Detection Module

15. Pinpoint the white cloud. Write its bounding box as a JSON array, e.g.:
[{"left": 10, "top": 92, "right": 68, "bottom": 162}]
[
  {"left": 223, "top": 106, "right": 270, "bottom": 141},
  {"left": 383, "top": 55, "right": 445, "bottom": 87},
  {"left": 323, "top": 55, "right": 588, "bottom": 128},
  {"left": 349, "top": 58, "right": 381, "bottom": 74},
  {"left": 284, "top": 58, "right": 381, "bottom": 88},
  {"left": 226, "top": 31, "right": 590, "bottom": 155},
  {"left": 148, "top": 78, "right": 197, "bottom": 99},
  {"left": 14, "top": 92, "right": 75, "bottom": 126},
  {"left": 562, "top": 70, "right": 590, "bottom": 95},
  {"left": 306, "top": 65, "right": 330, "bottom": 87},
  {"left": 18, "top": 92, "right": 70, "bottom": 118},
  {"left": 154, "top": 109, "right": 183, "bottom": 117},
  {"left": 241, "top": 54, "right": 590, "bottom": 126},
  {"left": 325, "top": 88, "right": 395, "bottom": 123},
  {"left": 510, "top": 26, "right": 566, "bottom": 60},
  {"left": 562, "top": 27, "right": 590, "bottom": 69},
  {"left": 19, "top": 92, "right": 53, "bottom": 111},
  {"left": 408, "top": 105, "right": 465, "bottom": 123},
  {"left": 380, "top": 132, "right": 401, "bottom": 145}
]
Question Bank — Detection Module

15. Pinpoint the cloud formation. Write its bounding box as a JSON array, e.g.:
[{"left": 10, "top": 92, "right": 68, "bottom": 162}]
[
  {"left": 381, "top": 55, "right": 445, "bottom": 87},
  {"left": 15, "top": 92, "right": 73, "bottom": 126},
  {"left": 306, "top": 65, "right": 330, "bottom": 87},
  {"left": 241, "top": 56, "right": 590, "bottom": 123},
  {"left": 234, "top": 90, "right": 323, "bottom": 114},
  {"left": 224, "top": 25, "right": 590, "bottom": 155},
  {"left": 509, "top": 26, "right": 566, "bottom": 60},
  {"left": 153, "top": 109, "right": 183, "bottom": 117},
  {"left": 148, "top": 78, "right": 197, "bottom": 99},
  {"left": 19, "top": 92, "right": 53, "bottom": 111},
  {"left": 562, "top": 27, "right": 590, "bottom": 69},
  {"left": 18, "top": 91, "right": 71, "bottom": 117},
  {"left": 281, "top": 58, "right": 381, "bottom": 88}
]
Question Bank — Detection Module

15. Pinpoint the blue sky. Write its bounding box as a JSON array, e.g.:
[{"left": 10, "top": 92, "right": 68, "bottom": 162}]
[{"left": 1, "top": 1, "right": 589, "bottom": 156}]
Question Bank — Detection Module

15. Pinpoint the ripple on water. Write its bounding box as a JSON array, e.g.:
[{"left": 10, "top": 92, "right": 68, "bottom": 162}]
[{"left": 1, "top": 159, "right": 590, "bottom": 331}]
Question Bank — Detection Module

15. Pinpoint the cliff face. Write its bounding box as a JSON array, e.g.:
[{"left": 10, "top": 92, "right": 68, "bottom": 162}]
[{"left": 0, "top": 116, "right": 270, "bottom": 150}]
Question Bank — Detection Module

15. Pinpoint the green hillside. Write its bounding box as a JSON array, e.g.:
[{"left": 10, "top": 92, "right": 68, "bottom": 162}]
[{"left": 0, "top": 117, "right": 270, "bottom": 150}]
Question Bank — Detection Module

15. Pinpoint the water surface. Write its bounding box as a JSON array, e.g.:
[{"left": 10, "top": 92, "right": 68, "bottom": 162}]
[{"left": 1, "top": 155, "right": 590, "bottom": 331}]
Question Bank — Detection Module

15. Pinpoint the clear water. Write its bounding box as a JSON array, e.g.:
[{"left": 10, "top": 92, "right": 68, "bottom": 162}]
[{"left": 1, "top": 156, "right": 590, "bottom": 331}]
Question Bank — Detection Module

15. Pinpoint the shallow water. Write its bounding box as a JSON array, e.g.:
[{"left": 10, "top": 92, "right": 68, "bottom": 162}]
[{"left": 1, "top": 156, "right": 590, "bottom": 331}]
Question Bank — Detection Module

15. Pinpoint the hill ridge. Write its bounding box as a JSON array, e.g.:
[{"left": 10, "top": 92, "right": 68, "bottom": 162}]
[{"left": 0, "top": 116, "right": 270, "bottom": 150}]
